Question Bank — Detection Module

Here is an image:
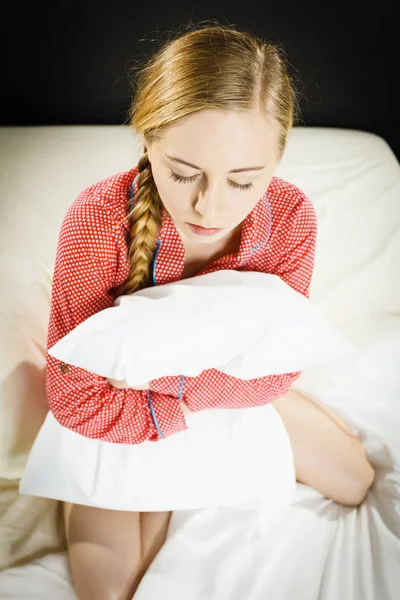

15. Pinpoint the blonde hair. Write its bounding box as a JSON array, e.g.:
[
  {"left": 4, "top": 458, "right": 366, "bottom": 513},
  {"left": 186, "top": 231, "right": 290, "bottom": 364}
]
[{"left": 117, "top": 20, "right": 301, "bottom": 296}]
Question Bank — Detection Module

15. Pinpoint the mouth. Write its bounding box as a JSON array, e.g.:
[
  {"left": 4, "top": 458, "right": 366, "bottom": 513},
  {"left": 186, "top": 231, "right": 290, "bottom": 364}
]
[
  {"left": 187, "top": 222, "right": 224, "bottom": 235},
  {"left": 187, "top": 222, "right": 223, "bottom": 230}
]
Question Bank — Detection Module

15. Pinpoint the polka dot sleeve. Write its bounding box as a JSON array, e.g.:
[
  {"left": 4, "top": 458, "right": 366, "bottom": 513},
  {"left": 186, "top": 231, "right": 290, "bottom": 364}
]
[
  {"left": 182, "top": 193, "right": 318, "bottom": 412},
  {"left": 45, "top": 197, "right": 188, "bottom": 444}
]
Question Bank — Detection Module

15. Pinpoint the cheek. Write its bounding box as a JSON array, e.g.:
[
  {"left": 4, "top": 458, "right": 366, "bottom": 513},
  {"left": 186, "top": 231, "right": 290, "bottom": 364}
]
[
  {"left": 231, "top": 196, "right": 258, "bottom": 222},
  {"left": 155, "top": 179, "right": 189, "bottom": 216}
]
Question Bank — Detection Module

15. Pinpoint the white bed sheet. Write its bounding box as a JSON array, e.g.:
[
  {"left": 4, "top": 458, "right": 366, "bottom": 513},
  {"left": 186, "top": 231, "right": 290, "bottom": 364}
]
[
  {"left": 0, "top": 126, "right": 399, "bottom": 598},
  {"left": 1, "top": 329, "right": 399, "bottom": 600}
]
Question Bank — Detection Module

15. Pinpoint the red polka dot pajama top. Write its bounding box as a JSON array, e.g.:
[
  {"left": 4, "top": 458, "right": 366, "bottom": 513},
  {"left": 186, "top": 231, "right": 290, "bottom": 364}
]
[{"left": 46, "top": 166, "right": 318, "bottom": 445}]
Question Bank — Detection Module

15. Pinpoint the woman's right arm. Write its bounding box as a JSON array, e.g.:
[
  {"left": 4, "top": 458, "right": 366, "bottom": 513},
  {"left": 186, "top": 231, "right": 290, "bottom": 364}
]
[{"left": 46, "top": 195, "right": 187, "bottom": 445}]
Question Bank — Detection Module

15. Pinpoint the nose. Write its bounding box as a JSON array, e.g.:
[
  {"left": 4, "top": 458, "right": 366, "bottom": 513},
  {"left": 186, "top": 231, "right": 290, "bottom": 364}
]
[{"left": 193, "top": 183, "right": 224, "bottom": 222}]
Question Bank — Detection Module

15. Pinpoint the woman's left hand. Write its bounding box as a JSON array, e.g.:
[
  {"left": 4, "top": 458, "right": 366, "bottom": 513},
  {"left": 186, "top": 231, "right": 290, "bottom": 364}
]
[{"left": 107, "top": 378, "right": 150, "bottom": 391}]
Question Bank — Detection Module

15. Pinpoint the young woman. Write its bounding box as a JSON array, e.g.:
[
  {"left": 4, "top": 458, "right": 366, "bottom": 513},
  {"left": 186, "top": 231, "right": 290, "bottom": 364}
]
[{"left": 46, "top": 23, "right": 375, "bottom": 600}]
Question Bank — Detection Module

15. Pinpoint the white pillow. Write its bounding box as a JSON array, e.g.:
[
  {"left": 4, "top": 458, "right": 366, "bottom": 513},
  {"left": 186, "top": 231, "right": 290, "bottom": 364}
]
[
  {"left": 20, "top": 270, "right": 349, "bottom": 512},
  {"left": 48, "top": 270, "right": 353, "bottom": 387},
  {"left": 19, "top": 401, "right": 297, "bottom": 512}
]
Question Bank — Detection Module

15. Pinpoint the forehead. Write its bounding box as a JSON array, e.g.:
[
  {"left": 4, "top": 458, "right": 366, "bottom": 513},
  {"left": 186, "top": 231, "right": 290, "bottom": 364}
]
[{"left": 159, "top": 109, "right": 279, "bottom": 167}]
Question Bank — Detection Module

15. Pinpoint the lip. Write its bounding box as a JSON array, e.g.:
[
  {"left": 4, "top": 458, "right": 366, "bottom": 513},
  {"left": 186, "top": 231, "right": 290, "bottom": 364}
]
[{"left": 187, "top": 222, "right": 223, "bottom": 236}]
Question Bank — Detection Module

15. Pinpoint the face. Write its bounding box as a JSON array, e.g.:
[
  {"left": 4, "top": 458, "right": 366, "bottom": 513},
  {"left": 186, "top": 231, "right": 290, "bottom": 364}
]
[{"left": 146, "top": 108, "right": 280, "bottom": 248}]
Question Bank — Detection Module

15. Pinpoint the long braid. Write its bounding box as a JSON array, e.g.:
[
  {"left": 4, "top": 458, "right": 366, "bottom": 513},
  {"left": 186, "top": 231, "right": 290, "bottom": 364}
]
[{"left": 118, "top": 150, "right": 163, "bottom": 295}]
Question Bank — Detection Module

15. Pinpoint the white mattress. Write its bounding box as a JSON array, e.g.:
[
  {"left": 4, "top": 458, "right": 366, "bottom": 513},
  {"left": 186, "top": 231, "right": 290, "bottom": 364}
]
[{"left": 0, "top": 126, "right": 399, "bottom": 599}]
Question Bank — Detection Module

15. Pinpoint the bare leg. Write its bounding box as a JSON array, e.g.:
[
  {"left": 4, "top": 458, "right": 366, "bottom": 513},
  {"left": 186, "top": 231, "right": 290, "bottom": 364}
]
[
  {"left": 139, "top": 511, "right": 172, "bottom": 576},
  {"left": 273, "top": 389, "right": 375, "bottom": 506},
  {"left": 63, "top": 502, "right": 143, "bottom": 600}
]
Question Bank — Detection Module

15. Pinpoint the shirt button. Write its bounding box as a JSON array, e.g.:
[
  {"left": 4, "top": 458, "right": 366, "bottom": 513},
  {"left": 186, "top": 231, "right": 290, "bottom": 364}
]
[{"left": 60, "top": 363, "right": 69, "bottom": 374}]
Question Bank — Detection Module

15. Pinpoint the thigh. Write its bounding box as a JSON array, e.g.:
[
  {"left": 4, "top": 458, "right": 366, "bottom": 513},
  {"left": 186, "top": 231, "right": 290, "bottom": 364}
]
[
  {"left": 140, "top": 510, "right": 172, "bottom": 574},
  {"left": 63, "top": 501, "right": 142, "bottom": 600},
  {"left": 272, "top": 389, "right": 375, "bottom": 506}
]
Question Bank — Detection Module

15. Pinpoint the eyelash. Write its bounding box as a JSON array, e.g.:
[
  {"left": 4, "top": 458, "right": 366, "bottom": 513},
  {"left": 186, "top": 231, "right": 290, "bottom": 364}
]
[{"left": 169, "top": 172, "right": 254, "bottom": 191}]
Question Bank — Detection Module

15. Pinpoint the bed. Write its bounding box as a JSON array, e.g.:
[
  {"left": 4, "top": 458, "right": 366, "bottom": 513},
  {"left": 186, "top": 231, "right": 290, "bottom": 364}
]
[{"left": 0, "top": 125, "right": 399, "bottom": 599}]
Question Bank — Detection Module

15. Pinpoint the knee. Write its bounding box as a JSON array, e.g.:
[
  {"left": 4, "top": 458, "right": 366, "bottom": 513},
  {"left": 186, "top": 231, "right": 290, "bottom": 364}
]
[{"left": 339, "top": 460, "right": 376, "bottom": 506}]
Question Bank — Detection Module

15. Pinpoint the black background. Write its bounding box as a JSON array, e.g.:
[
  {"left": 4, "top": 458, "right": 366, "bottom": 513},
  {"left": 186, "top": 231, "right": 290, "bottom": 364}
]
[{"left": 2, "top": 1, "right": 398, "bottom": 160}]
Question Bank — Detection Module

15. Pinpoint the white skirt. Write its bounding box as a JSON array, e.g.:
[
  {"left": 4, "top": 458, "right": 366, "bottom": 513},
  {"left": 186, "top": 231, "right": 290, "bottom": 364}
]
[{"left": 19, "top": 402, "right": 296, "bottom": 512}]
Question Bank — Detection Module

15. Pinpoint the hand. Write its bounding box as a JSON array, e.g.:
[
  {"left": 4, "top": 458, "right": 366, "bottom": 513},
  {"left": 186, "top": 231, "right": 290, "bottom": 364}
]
[
  {"left": 107, "top": 378, "right": 150, "bottom": 391},
  {"left": 132, "top": 381, "right": 151, "bottom": 390}
]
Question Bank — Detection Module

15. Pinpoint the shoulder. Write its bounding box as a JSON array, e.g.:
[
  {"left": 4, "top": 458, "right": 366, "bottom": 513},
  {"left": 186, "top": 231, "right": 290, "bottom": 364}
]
[
  {"left": 64, "top": 168, "right": 136, "bottom": 227},
  {"left": 254, "top": 176, "right": 317, "bottom": 266},
  {"left": 267, "top": 175, "right": 317, "bottom": 231},
  {"left": 59, "top": 168, "right": 137, "bottom": 247},
  {"left": 261, "top": 177, "right": 317, "bottom": 297}
]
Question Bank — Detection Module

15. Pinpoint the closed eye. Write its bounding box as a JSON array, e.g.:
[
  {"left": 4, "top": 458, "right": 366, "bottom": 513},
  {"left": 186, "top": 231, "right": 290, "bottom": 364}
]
[{"left": 169, "top": 172, "right": 254, "bottom": 191}]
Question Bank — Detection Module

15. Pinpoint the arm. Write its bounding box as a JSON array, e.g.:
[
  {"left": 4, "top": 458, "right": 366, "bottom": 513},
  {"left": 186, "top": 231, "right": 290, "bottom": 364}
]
[
  {"left": 155, "top": 193, "right": 318, "bottom": 411},
  {"left": 46, "top": 196, "right": 187, "bottom": 444}
]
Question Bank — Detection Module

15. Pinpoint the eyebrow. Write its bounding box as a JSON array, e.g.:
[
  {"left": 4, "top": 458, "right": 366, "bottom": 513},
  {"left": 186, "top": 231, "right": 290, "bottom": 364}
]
[{"left": 166, "top": 154, "right": 265, "bottom": 173}]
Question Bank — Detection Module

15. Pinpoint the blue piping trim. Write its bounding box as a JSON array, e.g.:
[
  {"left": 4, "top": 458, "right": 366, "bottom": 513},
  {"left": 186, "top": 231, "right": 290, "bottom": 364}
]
[
  {"left": 147, "top": 390, "right": 165, "bottom": 439},
  {"left": 152, "top": 239, "right": 162, "bottom": 286},
  {"left": 250, "top": 195, "right": 272, "bottom": 253},
  {"left": 178, "top": 375, "right": 185, "bottom": 400},
  {"left": 240, "top": 194, "right": 273, "bottom": 268}
]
